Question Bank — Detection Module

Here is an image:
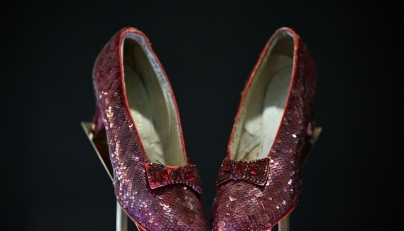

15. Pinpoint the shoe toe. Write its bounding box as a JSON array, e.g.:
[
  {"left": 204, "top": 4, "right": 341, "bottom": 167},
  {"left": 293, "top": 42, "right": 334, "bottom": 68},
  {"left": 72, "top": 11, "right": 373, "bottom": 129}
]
[
  {"left": 211, "top": 180, "right": 289, "bottom": 231},
  {"left": 117, "top": 177, "right": 208, "bottom": 230},
  {"left": 148, "top": 185, "right": 208, "bottom": 230}
]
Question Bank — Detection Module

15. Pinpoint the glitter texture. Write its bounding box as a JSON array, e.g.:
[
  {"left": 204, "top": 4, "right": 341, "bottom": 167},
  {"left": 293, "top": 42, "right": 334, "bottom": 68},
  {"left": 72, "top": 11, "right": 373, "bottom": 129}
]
[
  {"left": 92, "top": 28, "right": 208, "bottom": 230},
  {"left": 211, "top": 28, "right": 318, "bottom": 231},
  {"left": 145, "top": 163, "right": 202, "bottom": 193},
  {"left": 216, "top": 158, "right": 270, "bottom": 186}
]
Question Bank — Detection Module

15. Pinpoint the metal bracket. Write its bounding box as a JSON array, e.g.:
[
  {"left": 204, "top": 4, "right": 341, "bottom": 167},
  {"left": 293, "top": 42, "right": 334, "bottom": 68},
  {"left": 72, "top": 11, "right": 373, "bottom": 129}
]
[{"left": 278, "top": 215, "right": 290, "bottom": 231}]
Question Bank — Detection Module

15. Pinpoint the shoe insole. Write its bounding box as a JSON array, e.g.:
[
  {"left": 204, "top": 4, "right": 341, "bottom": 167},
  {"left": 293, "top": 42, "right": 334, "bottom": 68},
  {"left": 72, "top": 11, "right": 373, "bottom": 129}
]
[
  {"left": 259, "top": 65, "right": 292, "bottom": 158},
  {"left": 124, "top": 63, "right": 165, "bottom": 164},
  {"left": 241, "top": 55, "right": 293, "bottom": 160}
]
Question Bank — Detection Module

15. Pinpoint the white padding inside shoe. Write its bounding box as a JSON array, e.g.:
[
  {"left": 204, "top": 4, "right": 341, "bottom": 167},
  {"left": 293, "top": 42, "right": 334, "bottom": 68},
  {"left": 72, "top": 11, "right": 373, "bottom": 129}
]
[
  {"left": 260, "top": 64, "right": 292, "bottom": 159},
  {"left": 122, "top": 34, "right": 185, "bottom": 166},
  {"left": 232, "top": 54, "right": 293, "bottom": 161}
]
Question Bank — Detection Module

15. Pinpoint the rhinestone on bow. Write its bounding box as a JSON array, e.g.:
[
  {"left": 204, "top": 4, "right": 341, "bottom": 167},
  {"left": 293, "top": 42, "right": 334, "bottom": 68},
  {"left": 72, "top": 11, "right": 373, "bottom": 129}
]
[
  {"left": 215, "top": 158, "right": 270, "bottom": 186},
  {"left": 145, "top": 162, "right": 202, "bottom": 193}
]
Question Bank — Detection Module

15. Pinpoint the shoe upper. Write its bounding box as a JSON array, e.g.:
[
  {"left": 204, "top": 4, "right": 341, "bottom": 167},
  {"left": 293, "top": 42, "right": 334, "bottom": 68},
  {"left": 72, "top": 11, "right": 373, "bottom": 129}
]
[
  {"left": 211, "top": 28, "right": 318, "bottom": 231},
  {"left": 93, "top": 27, "right": 208, "bottom": 231}
]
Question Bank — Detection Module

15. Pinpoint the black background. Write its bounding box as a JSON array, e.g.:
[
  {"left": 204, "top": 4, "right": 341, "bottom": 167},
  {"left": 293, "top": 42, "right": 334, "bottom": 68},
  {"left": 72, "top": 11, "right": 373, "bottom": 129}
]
[{"left": 1, "top": 1, "right": 402, "bottom": 230}]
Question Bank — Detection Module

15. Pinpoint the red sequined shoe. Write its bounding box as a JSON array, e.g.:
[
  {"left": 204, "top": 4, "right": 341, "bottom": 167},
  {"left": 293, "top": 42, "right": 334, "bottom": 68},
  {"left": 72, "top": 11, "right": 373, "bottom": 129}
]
[
  {"left": 211, "top": 27, "right": 320, "bottom": 230},
  {"left": 91, "top": 27, "right": 208, "bottom": 230}
]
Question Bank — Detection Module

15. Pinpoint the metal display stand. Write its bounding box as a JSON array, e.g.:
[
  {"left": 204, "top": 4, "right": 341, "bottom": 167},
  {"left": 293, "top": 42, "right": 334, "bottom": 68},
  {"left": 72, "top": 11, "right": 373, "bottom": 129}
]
[
  {"left": 278, "top": 215, "right": 290, "bottom": 231},
  {"left": 82, "top": 121, "right": 321, "bottom": 231},
  {"left": 82, "top": 122, "right": 131, "bottom": 231}
]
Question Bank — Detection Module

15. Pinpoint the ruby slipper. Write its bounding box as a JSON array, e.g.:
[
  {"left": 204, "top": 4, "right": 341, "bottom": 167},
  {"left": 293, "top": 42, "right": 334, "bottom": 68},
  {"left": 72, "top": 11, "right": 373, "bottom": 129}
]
[
  {"left": 211, "top": 27, "right": 321, "bottom": 231},
  {"left": 84, "top": 27, "right": 208, "bottom": 231}
]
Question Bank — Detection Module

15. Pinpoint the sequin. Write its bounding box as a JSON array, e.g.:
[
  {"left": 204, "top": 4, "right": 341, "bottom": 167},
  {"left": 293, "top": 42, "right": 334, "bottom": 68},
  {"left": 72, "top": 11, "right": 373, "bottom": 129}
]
[
  {"left": 216, "top": 158, "right": 270, "bottom": 186},
  {"left": 145, "top": 163, "right": 202, "bottom": 193}
]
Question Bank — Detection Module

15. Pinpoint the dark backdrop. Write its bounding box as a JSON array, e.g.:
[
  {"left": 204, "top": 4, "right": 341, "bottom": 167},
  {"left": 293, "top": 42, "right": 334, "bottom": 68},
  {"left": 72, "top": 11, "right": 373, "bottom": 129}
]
[{"left": 1, "top": 1, "right": 402, "bottom": 230}]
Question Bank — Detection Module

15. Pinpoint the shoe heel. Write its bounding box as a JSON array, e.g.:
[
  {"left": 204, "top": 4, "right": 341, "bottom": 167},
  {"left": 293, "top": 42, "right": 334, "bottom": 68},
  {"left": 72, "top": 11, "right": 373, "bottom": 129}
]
[
  {"left": 83, "top": 106, "right": 149, "bottom": 231},
  {"left": 82, "top": 108, "right": 132, "bottom": 231},
  {"left": 91, "top": 103, "right": 106, "bottom": 141}
]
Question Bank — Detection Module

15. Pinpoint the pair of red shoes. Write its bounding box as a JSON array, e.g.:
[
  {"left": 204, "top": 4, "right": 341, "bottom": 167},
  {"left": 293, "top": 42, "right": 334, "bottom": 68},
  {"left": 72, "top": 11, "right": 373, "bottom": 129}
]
[{"left": 86, "top": 27, "right": 319, "bottom": 231}]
